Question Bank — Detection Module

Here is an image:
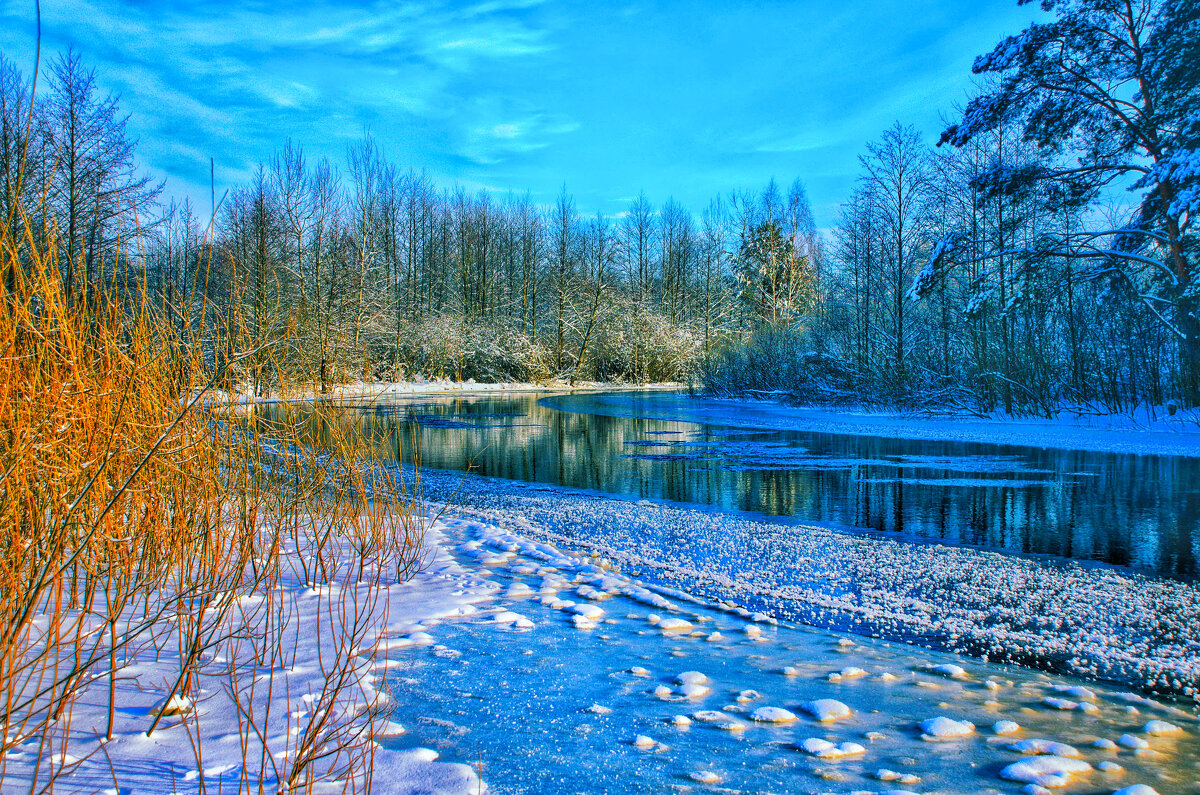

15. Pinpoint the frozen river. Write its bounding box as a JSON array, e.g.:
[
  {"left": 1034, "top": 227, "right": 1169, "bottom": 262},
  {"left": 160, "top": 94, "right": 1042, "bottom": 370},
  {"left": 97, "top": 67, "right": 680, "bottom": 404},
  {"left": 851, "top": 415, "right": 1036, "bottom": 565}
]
[
  {"left": 272, "top": 390, "right": 1200, "bottom": 581},
  {"left": 257, "top": 390, "right": 1200, "bottom": 792}
]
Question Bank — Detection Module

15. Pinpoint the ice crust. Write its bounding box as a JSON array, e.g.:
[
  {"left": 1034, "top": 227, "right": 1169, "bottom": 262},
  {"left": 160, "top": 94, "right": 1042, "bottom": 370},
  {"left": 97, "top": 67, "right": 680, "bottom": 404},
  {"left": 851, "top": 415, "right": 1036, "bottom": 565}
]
[
  {"left": 386, "top": 513, "right": 1200, "bottom": 793},
  {"left": 415, "top": 461, "right": 1200, "bottom": 699}
]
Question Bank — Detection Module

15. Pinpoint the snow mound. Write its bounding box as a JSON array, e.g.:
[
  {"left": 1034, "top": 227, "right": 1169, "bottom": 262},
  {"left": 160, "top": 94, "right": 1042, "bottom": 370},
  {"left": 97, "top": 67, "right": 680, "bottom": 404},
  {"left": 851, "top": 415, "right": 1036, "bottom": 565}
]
[
  {"left": 691, "top": 710, "right": 728, "bottom": 722},
  {"left": 377, "top": 720, "right": 407, "bottom": 737},
  {"left": 798, "top": 737, "right": 866, "bottom": 759},
  {"left": 919, "top": 716, "right": 974, "bottom": 739},
  {"left": 657, "top": 617, "right": 693, "bottom": 632},
  {"left": 873, "top": 769, "right": 921, "bottom": 786},
  {"left": 490, "top": 611, "right": 534, "bottom": 629},
  {"left": 801, "top": 698, "right": 852, "bottom": 722},
  {"left": 993, "top": 720, "right": 1021, "bottom": 735},
  {"left": 925, "top": 662, "right": 968, "bottom": 679},
  {"left": 829, "top": 666, "right": 867, "bottom": 682},
  {"left": 750, "top": 706, "right": 798, "bottom": 723},
  {"left": 1007, "top": 739, "right": 1081, "bottom": 758},
  {"left": 999, "top": 756, "right": 1091, "bottom": 788},
  {"left": 569, "top": 604, "right": 604, "bottom": 619},
  {"left": 1050, "top": 684, "right": 1096, "bottom": 700},
  {"left": 690, "top": 710, "right": 746, "bottom": 731},
  {"left": 1143, "top": 720, "right": 1182, "bottom": 736},
  {"left": 153, "top": 694, "right": 194, "bottom": 717}
]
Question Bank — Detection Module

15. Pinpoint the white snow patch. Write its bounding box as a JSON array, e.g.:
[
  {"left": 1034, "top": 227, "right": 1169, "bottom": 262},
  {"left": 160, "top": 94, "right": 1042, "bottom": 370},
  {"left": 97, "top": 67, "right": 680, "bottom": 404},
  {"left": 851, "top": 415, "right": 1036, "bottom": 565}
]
[
  {"left": 919, "top": 716, "right": 974, "bottom": 740},
  {"left": 798, "top": 738, "right": 866, "bottom": 759},
  {"left": 749, "top": 707, "right": 798, "bottom": 723},
  {"left": 801, "top": 698, "right": 852, "bottom": 722},
  {"left": 999, "top": 756, "right": 1092, "bottom": 788}
]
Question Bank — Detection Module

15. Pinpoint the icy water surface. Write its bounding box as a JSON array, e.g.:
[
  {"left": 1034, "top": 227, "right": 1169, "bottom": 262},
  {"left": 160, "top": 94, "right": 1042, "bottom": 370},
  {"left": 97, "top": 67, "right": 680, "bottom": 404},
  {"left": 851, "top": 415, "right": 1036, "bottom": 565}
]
[
  {"left": 263, "top": 390, "right": 1200, "bottom": 580},
  {"left": 383, "top": 519, "right": 1200, "bottom": 794}
]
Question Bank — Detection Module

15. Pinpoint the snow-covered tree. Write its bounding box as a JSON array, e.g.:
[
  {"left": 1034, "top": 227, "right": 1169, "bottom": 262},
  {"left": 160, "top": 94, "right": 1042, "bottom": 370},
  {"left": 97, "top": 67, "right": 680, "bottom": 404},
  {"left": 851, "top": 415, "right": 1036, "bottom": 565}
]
[{"left": 938, "top": 0, "right": 1200, "bottom": 403}]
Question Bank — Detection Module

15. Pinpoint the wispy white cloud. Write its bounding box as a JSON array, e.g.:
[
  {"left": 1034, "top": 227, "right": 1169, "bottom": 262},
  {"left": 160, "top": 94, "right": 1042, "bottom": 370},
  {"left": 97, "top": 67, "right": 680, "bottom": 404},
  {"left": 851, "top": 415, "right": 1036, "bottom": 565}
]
[
  {"left": 0, "top": 0, "right": 569, "bottom": 202},
  {"left": 0, "top": 0, "right": 1043, "bottom": 226},
  {"left": 459, "top": 107, "right": 580, "bottom": 165}
]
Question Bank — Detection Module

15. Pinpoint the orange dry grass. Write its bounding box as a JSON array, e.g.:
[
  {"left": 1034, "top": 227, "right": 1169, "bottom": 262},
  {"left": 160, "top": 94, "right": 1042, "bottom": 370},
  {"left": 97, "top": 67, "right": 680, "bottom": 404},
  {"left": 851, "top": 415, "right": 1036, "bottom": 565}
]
[
  {"left": 0, "top": 212, "right": 425, "bottom": 791},
  {"left": 0, "top": 219, "right": 239, "bottom": 758}
]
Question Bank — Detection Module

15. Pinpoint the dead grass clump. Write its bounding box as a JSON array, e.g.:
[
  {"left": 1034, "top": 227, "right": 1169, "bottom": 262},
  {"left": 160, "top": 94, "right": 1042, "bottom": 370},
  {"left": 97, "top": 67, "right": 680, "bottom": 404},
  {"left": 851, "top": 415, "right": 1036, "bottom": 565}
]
[{"left": 0, "top": 205, "right": 426, "bottom": 791}]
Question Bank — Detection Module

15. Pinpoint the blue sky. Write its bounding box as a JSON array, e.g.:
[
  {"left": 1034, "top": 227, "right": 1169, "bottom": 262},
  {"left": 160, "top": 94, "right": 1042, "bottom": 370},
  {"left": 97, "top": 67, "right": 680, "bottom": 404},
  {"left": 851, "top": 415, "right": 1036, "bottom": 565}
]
[{"left": 0, "top": 0, "right": 1040, "bottom": 229}]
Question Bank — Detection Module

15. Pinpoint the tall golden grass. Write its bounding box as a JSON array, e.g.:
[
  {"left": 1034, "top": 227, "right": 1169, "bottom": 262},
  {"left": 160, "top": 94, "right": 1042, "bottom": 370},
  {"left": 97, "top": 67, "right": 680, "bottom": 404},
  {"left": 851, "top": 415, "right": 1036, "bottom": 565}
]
[{"left": 0, "top": 197, "right": 425, "bottom": 791}]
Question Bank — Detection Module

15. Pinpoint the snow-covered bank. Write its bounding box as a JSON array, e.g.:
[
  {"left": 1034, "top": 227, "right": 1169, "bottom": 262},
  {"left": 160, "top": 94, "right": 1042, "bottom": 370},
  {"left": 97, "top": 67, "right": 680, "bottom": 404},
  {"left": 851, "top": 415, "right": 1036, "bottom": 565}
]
[
  {"left": 544, "top": 392, "right": 1200, "bottom": 457},
  {"left": 318, "top": 379, "right": 683, "bottom": 402},
  {"left": 383, "top": 513, "right": 1200, "bottom": 793},
  {"left": 415, "top": 467, "right": 1200, "bottom": 700},
  {"left": 21, "top": 486, "right": 1197, "bottom": 793},
  {"left": 202, "top": 380, "right": 684, "bottom": 407},
  {"left": 3, "top": 522, "right": 492, "bottom": 794}
]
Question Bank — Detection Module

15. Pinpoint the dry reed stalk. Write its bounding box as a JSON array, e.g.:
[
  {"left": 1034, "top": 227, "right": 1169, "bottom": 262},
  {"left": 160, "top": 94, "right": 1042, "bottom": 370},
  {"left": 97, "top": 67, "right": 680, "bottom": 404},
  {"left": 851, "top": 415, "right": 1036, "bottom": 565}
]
[{"left": 1, "top": 175, "right": 426, "bottom": 792}]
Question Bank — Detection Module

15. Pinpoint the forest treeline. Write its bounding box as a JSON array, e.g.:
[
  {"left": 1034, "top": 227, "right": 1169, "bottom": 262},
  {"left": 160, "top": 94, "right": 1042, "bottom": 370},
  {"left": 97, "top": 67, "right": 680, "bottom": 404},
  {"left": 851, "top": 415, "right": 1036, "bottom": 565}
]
[
  {"left": 0, "top": 48, "right": 826, "bottom": 392},
  {"left": 1, "top": 0, "right": 1196, "bottom": 414}
]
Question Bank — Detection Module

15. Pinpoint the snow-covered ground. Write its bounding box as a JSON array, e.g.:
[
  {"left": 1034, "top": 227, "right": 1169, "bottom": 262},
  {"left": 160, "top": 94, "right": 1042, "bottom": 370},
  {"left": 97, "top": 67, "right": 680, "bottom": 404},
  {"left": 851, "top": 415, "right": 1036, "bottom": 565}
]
[
  {"left": 15, "top": 487, "right": 1196, "bottom": 793},
  {"left": 3, "top": 522, "right": 492, "bottom": 794},
  {"left": 380, "top": 512, "right": 1200, "bottom": 793},
  {"left": 545, "top": 392, "right": 1200, "bottom": 457},
  {"left": 201, "top": 380, "right": 684, "bottom": 407},
  {"left": 317, "top": 380, "right": 682, "bottom": 402},
  {"left": 414, "top": 468, "right": 1200, "bottom": 700}
]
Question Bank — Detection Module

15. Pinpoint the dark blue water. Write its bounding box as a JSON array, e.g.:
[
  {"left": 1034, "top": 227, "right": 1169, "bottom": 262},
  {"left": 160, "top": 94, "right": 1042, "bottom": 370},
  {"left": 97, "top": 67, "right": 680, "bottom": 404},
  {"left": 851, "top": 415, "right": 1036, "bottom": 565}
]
[{"left": 262, "top": 391, "right": 1200, "bottom": 581}]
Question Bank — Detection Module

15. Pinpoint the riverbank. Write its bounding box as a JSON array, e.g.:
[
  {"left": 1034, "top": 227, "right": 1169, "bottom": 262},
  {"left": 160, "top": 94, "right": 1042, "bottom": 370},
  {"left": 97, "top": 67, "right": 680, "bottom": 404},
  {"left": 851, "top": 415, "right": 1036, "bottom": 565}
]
[
  {"left": 4, "top": 520, "right": 492, "bottom": 794},
  {"left": 384, "top": 511, "right": 1200, "bottom": 793},
  {"left": 200, "top": 379, "right": 685, "bottom": 408},
  {"left": 19, "top": 477, "right": 1197, "bottom": 793},
  {"left": 318, "top": 379, "right": 685, "bottom": 403},
  {"left": 547, "top": 392, "right": 1200, "bottom": 457}
]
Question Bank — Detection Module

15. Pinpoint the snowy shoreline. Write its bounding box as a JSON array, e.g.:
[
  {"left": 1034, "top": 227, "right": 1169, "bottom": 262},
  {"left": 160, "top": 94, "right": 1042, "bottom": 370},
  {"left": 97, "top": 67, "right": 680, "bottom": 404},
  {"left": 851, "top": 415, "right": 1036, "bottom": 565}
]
[
  {"left": 18, "top": 486, "right": 1197, "bottom": 793},
  {"left": 387, "top": 508, "right": 1200, "bottom": 794},
  {"left": 202, "top": 379, "right": 685, "bottom": 408},
  {"left": 415, "top": 466, "right": 1200, "bottom": 702},
  {"left": 544, "top": 392, "right": 1200, "bottom": 458},
  {"left": 5, "top": 520, "right": 494, "bottom": 794}
]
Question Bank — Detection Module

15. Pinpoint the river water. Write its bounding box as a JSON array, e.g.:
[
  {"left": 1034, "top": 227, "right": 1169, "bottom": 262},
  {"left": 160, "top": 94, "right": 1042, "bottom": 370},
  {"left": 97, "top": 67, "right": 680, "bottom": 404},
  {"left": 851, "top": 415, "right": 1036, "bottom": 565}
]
[
  {"left": 257, "top": 390, "right": 1200, "bottom": 793},
  {"left": 269, "top": 389, "right": 1200, "bottom": 582}
]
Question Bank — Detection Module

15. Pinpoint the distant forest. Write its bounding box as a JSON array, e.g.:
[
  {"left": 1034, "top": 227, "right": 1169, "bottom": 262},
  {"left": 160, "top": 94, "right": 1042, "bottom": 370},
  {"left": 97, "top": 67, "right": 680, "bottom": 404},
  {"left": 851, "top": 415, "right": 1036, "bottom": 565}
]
[{"left": 1, "top": 0, "right": 1196, "bottom": 414}]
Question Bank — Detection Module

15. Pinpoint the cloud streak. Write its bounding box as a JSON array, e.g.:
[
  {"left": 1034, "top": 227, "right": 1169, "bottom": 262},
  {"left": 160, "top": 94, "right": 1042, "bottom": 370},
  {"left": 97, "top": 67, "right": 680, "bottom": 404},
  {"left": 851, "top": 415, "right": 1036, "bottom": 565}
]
[{"left": 0, "top": 0, "right": 1041, "bottom": 225}]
